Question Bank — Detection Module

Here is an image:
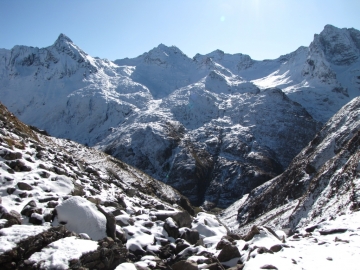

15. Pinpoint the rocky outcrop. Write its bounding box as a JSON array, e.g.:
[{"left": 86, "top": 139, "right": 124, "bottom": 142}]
[{"left": 226, "top": 96, "right": 360, "bottom": 233}]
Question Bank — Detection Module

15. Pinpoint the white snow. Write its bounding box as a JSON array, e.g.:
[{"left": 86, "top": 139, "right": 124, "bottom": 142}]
[
  {"left": 242, "top": 211, "right": 360, "bottom": 270},
  {"left": 0, "top": 225, "right": 49, "bottom": 254},
  {"left": 28, "top": 236, "right": 98, "bottom": 269},
  {"left": 54, "top": 196, "right": 107, "bottom": 240},
  {"left": 192, "top": 212, "right": 227, "bottom": 250},
  {"left": 115, "top": 263, "right": 138, "bottom": 270}
]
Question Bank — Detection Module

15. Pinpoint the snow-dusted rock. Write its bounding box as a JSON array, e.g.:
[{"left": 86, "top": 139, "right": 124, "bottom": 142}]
[
  {"left": 55, "top": 196, "right": 107, "bottom": 240},
  {"left": 28, "top": 236, "right": 98, "bottom": 270}
]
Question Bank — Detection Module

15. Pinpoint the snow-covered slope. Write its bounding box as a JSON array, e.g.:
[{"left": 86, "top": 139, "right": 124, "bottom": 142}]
[
  {"left": 1, "top": 102, "right": 360, "bottom": 270},
  {"left": 220, "top": 96, "right": 360, "bottom": 236},
  {"left": 0, "top": 25, "right": 359, "bottom": 209},
  {"left": 0, "top": 34, "right": 152, "bottom": 146},
  {"left": 99, "top": 83, "right": 319, "bottom": 208},
  {"left": 195, "top": 25, "right": 360, "bottom": 123}
]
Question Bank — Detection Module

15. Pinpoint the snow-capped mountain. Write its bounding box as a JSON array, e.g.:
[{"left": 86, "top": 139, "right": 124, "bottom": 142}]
[
  {"left": 195, "top": 25, "right": 360, "bottom": 123},
  {"left": 220, "top": 96, "right": 360, "bottom": 235},
  {"left": 0, "top": 25, "right": 359, "bottom": 209}
]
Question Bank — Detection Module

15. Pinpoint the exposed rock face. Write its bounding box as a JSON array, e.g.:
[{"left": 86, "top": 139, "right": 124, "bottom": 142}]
[{"left": 221, "top": 96, "right": 360, "bottom": 233}]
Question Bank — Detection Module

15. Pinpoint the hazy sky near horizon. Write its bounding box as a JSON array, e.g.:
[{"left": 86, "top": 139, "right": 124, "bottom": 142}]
[{"left": 1, "top": 0, "right": 359, "bottom": 61}]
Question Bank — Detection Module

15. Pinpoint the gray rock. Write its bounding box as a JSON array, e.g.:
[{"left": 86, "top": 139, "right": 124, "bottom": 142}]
[
  {"left": 29, "top": 213, "right": 43, "bottom": 225},
  {"left": 96, "top": 204, "right": 116, "bottom": 240},
  {"left": 21, "top": 200, "right": 42, "bottom": 217},
  {"left": 2, "top": 210, "right": 22, "bottom": 227},
  {"left": 0, "top": 149, "right": 22, "bottom": 160},
  {"left": 158, "top": 243, "right": 176, "bottom": 259},
  {"left": 39, "top": 196, "right": 59, "bottom": 203},
  {"left": 270, "top": 244, "right": 283, "bottom": 253},
  {"left": 175, "top": 241, "right": 190, "bottom": 254},
  {"left": 39, "top": 170, "right": 50, "bottom": 178},
  {"left": 172, "top": 260, "right": 198, "bottom": 270},
  {"left": 179, "top": 228, "right": 199, "bottom": 245},
  {"left": 0, "top": 205, "right": 8, "bottom": 216},
  {"left": 216, "top": 238, "right": 232, "bottom": 250},
  {"left": 217, "top": 244, "right": 241, "bottom": 262},
  {"left": 7, "top": 187, "right": 16, "bottom": 195},
  {"left": 153, "top": 210, "right": 192, "bottom": 228},
  {"left": 47, "top": 201, "right": 59, "bottom": 208},
  {"left": 319, "top": 228, "right": 347, "bottom": 235},
  {"left": 0, "top": 226, "right": 70, "bottom": 267},
  {"left": 116, "top": 226, "right": 127, "bottom": 243},
  {"left": 163, "top": 217, "right": 179, "bottom": 239},
  {"left": 257, "top": 246, "right": 273, "bottom": 254},
  {"left": 244, "top": 225, "right": 261, "bottom": 241},
  {"left": 18, "top": 192, "right": 28, "bottom": 198},
  {"left": 17, "top": 182, "right": 33, "bottom": 191},
  {"left": 143, "top": 221, "right": 154, "bottom": 228},
  {"left": 6, "top": 160, "right": 31, "bottom": 172},
  {"left": 260, "top": 264, "right": 278, "bottom": 269}
]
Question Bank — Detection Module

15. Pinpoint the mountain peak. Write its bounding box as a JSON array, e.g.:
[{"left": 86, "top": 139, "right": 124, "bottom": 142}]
[
  {"left": 54, "top": 33, "right": 73, "bottom": 44},
  {"left": 152, "top": 43, "right": 183, "bottom": 55},
  {"left": 314, "top": 24, "right": 360, "bottom": 65},
  {"left": 156, "top": 43, "right": 170, "bottom": 50},
  {"left": 323, "top": 24, "right": 338, "bottom": 31}
]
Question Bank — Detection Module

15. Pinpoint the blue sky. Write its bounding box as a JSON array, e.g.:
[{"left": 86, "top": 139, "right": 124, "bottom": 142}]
[{"left": 1, "top": 0, "right": 359, "bottom": 61}]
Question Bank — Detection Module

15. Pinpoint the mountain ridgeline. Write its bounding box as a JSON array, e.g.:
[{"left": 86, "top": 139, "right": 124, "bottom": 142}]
[{"left": 1, "top": 25, "right": 360, "bottom": 209}]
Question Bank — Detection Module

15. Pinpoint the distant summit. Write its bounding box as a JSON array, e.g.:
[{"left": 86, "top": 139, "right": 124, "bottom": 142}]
[
  {"left": 313, "top": 24, "right": 360, "bottom": 65},
  {"left": 54, "top": 33, "right": 73, "bottom": 45}
]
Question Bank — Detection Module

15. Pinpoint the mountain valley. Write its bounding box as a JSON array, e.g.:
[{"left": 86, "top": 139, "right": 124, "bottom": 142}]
[{"left": 1, "top": 24, "right": 360, "bottom": 269}]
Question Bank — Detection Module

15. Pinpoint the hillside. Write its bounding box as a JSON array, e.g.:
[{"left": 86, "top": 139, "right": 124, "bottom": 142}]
[{"left": 220, "top": 96, "right": 360, "bottom": 234}]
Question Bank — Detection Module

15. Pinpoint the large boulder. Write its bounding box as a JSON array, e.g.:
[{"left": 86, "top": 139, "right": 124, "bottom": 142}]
[{"left": 55, "top": 196, "right": 107, "bottom": 240}]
